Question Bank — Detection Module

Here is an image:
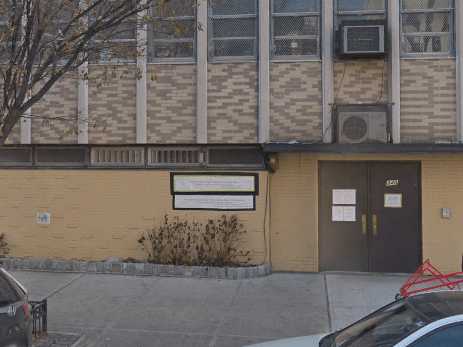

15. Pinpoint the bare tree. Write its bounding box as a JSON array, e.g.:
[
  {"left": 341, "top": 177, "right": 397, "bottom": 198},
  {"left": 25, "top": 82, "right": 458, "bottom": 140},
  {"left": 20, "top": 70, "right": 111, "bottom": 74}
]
[{"left": 0, "top": 0, "right": 154, "bottom": 143}]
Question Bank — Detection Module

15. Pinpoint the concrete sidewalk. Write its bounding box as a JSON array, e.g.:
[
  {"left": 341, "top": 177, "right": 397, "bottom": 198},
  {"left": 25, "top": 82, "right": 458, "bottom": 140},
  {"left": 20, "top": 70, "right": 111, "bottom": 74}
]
[{"left": 12, "top": 271, "right": 407, "bottom": 347}]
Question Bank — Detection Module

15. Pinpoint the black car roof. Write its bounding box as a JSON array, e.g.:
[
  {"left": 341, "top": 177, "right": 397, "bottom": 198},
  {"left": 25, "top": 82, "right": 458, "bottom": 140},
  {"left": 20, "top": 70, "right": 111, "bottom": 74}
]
[{"left": 407, "top": 291, "right": 463, "bottom": 322}]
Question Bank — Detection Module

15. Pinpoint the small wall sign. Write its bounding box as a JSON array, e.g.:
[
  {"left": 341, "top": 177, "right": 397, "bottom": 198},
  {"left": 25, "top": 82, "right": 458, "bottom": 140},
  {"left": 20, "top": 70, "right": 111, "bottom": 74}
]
[
  {"left": 385, "top": 179, "right": 400, "bottom": 187},
  {"left": 36, "top": 212, "right": 51, "bottom": 225}
]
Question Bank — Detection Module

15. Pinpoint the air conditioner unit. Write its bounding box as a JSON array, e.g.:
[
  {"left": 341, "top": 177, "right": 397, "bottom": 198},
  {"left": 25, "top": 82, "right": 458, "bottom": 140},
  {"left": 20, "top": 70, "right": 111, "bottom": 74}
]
[
  {"left": 336, "top": 105, "right": 390, "bottom": 144},
  {"left": 339, "top": 20, "right": 386, "bottom": 57}
]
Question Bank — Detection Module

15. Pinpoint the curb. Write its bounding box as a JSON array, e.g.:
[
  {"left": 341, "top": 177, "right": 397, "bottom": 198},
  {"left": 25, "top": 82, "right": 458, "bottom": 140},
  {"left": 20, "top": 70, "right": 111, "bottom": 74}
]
[{"left": 0, "top": 257, "right": 272, "bottom": 280}]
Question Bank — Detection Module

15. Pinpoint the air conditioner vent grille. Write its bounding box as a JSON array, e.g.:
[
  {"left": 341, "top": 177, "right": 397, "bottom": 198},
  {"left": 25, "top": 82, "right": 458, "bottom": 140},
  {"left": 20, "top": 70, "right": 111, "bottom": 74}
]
[
  {"left": 342, "top": 116, "right": 368, "bottom": 141},
  {"left": 148, "top": 147, "right": 205, "bottom": 167},
  {"left": 91, "top": 147, "right": 145, "bottom": 167}
]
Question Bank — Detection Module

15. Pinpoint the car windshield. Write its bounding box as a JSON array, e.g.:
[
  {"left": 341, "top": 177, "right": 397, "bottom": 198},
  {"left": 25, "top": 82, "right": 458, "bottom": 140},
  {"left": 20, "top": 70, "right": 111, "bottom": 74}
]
[{"left": 331, "top": 300, "right": 428, "bottom": 347}]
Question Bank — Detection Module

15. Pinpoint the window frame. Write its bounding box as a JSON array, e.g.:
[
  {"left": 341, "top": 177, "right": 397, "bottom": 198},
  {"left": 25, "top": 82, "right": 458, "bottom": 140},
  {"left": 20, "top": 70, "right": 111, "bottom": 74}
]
[
  {"left": 89, "top": 12, "right": 138, "bottom": 64},
  {"left": 149, "top": 1, "right": 197, "bottom": 64},
  {"left": 208, "top": 0, "right": 259, "bottom": 62},
  {"left": 270, "top": 0, "right": 321, "bottom": 61},
  {"left": 335, "top": 0, "right": 387, "bottom": 28},
  {"left": 400, "top": 0, "right": 455, "bottom": 58}
]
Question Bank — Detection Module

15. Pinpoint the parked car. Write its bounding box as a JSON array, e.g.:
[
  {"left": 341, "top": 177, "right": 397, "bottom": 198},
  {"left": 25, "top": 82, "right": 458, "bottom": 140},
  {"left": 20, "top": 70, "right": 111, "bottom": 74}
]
[
  {"left": 0, "top": 269, "right": 32, "bottom": 347},
  {"left": 246, "top": 291, "right": 463, "bottom": 347}
]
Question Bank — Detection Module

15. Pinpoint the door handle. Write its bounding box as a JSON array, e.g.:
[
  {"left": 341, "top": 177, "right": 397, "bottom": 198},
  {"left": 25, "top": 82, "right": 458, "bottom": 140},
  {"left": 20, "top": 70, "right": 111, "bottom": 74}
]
[
  {"left": 372, "top": 214, "right": 378, "bottom": 237},
  {"left": 361, "top": 214, "right": 367, "bottom": 236}
]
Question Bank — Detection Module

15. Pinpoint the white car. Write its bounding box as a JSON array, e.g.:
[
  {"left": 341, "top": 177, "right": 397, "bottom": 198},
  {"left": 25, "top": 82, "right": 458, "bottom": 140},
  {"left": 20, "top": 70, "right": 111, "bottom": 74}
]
[{"left": 247, "top": 291, "right": 463, "bottom": 347}]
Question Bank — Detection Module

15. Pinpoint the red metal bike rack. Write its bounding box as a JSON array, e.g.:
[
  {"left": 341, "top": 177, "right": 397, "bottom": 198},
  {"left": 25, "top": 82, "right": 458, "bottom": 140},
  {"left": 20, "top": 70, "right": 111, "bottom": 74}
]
[{"left": 399, "top": 259, "right": 463, "bottom": 298}]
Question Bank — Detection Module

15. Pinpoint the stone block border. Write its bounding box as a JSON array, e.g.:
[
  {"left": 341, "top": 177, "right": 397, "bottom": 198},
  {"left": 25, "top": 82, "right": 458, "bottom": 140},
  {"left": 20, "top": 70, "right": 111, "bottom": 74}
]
[{"left": 0, "top": 257, "right": 272, "bottom": 280}]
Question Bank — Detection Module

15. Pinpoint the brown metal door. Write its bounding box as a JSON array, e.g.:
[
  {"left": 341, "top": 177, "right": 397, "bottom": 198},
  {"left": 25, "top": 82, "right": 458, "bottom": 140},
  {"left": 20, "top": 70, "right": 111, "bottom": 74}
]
[
  {"left": 369, "top": 163, "right": 421, "bottom": 273},
  {"left": 319, "top": 162, "right": 369, "bottom": 272}
]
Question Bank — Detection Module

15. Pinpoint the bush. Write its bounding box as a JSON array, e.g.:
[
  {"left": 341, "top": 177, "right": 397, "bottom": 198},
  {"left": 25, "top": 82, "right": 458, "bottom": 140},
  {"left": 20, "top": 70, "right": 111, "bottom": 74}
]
[{"left": 138, "top": 215, "right": 251, "bottom": 267}]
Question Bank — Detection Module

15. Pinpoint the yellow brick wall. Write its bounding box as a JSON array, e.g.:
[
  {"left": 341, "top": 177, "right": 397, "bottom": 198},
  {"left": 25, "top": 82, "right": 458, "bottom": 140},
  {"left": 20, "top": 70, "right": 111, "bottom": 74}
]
[
  {"left": 0, "top": 170, "right": 269, "bottom": 264},
  {"left": 2, "top": 154, "right": 463, "bottom": 273},
  {"left": 269, "top": 154, "right": 318, "bottom": 272}
]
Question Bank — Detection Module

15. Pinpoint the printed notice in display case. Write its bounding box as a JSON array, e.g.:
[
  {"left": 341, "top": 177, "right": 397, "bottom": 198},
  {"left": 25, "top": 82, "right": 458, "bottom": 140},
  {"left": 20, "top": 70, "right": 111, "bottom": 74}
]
[
  {"left": 332, "top": 189, "right": 356, "bottom": 205},
  {"left": 174, "top": 195, "right": 255, "bottom": 211},
  {"left": 384, "top": 194, "right": 403, "bottom": 208},
  {"left": 172, "top": 174, "right": 257, "bottom": 194},
  {"left": 332, "top": 206, "right": 356, "bottom": 222}
]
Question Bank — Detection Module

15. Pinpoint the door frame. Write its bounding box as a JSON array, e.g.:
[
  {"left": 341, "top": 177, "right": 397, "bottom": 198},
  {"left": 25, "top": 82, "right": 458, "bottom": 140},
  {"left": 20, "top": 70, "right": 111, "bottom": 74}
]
[{"left": 318, "top": 160, "right": 423, "bottom": 273}]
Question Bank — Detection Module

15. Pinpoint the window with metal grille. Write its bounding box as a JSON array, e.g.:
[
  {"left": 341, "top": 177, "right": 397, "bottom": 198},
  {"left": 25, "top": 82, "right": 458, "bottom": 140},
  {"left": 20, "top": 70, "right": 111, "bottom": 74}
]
[
  {"left": 271, "top": 0, "right": 321, "bottom": 59},
  {"left": 209, "top": 0, "right": 258, "bottom": 60},
  {"left": 89, "top": 2, "right": 138, "bottom": 63},
  {"left": 149, "top": 0, "right": 196, "bottom": 62},
  {"left": 336, "top": 0, "right": 386, "bottom": 29},
  {"left": 400, "top": 0, "right": 455, "bottom": 56},
  {"left": 0, "top": 0, "right": 12, "bottom": 64}
]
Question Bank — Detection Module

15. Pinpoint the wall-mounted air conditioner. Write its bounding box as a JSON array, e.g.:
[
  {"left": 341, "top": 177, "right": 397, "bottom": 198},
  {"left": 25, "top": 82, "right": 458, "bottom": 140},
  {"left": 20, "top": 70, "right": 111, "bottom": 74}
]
[
  {"left": 338, "top": 20, "right": 386, "bottom": 58},
  {"left": 336, "top": 105, "right": 390, "bottom": 144}
]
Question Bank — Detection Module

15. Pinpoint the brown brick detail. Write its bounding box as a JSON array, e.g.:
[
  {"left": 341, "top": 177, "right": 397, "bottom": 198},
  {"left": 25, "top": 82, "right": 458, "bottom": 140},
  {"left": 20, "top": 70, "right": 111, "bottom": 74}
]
[
  {"left": 88, "top": 65, "right": 137, "bottom": 144},
  {"left": 31, "top": 76, "right": 79, "bottom": 144},
  {"left": 401, "top": 59, "right": 457, "bottom": 143},
  {"left": 147, "top": 65, "right": 196, "bottom": 144},
  {"left": 270, "top": 62, "right": 322, "bottom": 142},
  {"left": 208, "top": 63, "right": 258, "bottom": 143},
  {"left": 334, "top": 59, "right": 388, "bottom": 104}
]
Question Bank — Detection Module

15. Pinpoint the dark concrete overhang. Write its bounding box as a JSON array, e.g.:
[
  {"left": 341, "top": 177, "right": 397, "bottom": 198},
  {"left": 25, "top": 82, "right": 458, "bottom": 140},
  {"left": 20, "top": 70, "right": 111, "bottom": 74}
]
[{"left": 263, "top": 143, "right": 463, "bottom": 154}]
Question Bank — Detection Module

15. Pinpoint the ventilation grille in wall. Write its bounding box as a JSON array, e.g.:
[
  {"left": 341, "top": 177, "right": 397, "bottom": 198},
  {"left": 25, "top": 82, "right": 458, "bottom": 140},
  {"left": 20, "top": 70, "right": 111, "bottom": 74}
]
[
  {"left": 148, "top": 147, "right": 205, "bottom": 167},
  {"left": 91, "top": 147, "right": 145, "bottom": 167}
]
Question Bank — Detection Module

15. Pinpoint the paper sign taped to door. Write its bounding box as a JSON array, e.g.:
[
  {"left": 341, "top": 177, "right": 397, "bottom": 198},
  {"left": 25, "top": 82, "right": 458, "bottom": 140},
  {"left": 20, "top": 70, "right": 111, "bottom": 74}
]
[
  {"left": 332, "top": 206, "right": 356, "bottom": 222},
  {"left": 343, "top": 206, "right": 356, "bottom": 222},
  {"left": 384, "top": 194, "right": 403, "bottom": 208},
  {"left": 332, "top": 189, "right": 356, "bottom": 205}
]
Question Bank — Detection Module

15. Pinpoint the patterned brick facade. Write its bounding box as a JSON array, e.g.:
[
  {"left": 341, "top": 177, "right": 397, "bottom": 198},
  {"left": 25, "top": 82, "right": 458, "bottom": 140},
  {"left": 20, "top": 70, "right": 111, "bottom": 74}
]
[
  {"left": 401, "top": 59, "right": 457, "bottom": 143},
  {"left": 147, "top": 64, "right": 196, "bottom": 144},
  {"left": 270, "top": 62, "right": 322, "bottom": 142},
  {"left": 31, "top": 76, "right": 79, "bottom": 144},
  {"left": 334, "top": 59, "right": 388, "bottom": 104},
  {"left": 208, "top": 63, "right": 258, "bottom": 143},
  {"left": 88, "top": 65, "right": 137, "bottom": 144}
]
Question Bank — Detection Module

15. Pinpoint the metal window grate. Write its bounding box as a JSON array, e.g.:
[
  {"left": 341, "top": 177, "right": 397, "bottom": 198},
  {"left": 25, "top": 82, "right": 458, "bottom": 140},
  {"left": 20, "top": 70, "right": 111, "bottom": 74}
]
[
  {"left": 149, "top": 0, "right": 196, "bottom": 62},
  {"left": 148, "top": 147, "right": 205, "bottom": 167},
  {"left": 91, "top": 147, "right": 145, "bottom": 167},
  {"left": 89, "top": 5, "right": 138, "bottom": 64},
  {"left": 400, "top": 0, "right": 455, "bottom": 56},
  {"left": 272, "top": 0, "right": 321, "bottom": 59},
  {"left": 209, "top": 0, "right": 258, "bottom": 60},
  {"left": 335, "top": 0, "right": 386, "bottom": 34}
]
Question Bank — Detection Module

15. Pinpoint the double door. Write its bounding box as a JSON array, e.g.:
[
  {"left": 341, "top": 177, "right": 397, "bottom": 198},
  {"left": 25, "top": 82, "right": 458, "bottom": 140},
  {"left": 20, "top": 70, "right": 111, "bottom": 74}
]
[{"left": 319, "top": 162, "right": 421, "bottom": 273}]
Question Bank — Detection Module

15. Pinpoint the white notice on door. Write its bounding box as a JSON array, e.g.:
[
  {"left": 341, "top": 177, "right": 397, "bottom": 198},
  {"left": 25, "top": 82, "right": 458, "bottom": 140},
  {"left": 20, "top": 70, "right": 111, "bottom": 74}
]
[
  {"left": 384, "top": 194, "right": 402, "bottom": 208},
  {"left": 332, "top": 189, "right": 356, "bottom": 205},
  {"left": 343, "top": 206, "right": 356, "bottom": 222},
  {"left": 332, "top": 206, "right": 344, "bottom": 222},
  {"left": 332, "top": 206, "right": 356, "bottom": 222}
]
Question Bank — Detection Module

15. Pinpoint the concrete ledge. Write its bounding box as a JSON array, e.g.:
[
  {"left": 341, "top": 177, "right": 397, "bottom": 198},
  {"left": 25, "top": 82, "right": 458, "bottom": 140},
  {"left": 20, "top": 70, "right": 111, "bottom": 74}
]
[{"left": 0, "top": 257, "right": 272, "bottom": 280}]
